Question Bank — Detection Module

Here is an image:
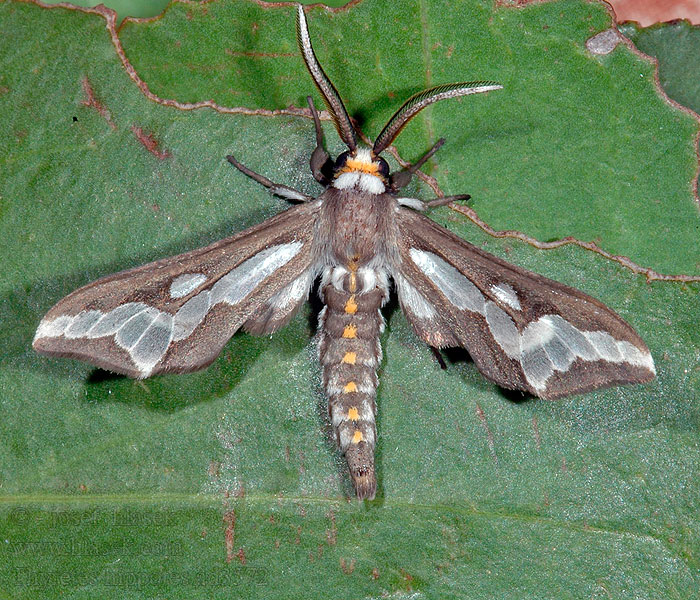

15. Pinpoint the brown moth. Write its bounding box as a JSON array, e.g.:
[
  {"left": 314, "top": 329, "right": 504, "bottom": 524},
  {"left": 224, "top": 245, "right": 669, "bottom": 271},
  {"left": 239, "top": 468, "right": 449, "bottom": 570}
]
[{"left": 33, "top": 5, "right": 655, "bottom": 500}]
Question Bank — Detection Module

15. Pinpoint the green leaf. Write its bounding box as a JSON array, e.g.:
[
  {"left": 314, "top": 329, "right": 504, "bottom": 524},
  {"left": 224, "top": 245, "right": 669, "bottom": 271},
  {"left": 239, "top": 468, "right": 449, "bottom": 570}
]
[
  {"left": 1, "top": 0, "right": 698, "bottom": 597},
  {"left": 621, "top": 20, "right": 700, "bottom": 114},
  {"left": 39, "top": 0, "right": 172, "bottom": 22}
]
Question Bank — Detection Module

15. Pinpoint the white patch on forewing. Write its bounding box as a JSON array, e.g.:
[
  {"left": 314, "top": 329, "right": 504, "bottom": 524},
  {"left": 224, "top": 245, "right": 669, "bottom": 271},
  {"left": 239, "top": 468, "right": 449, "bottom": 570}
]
[
  {"left": 113, "top": 306, "right": 160, "bottom": 350},
  {"left": 409, "top": 249, "right": 484, "bottom": 313},
  {"left": 128, "top": 312, "right": 174, "bottom": 371},
  {"left": 64, "top": 310, "right": 103, "bottom": 338},
  {"left": 173, "top": 291, "right": 211, "bottom": 341},
  {"left": 518, "top": 320, "right": 655, "bottom": 392},
  {"left": 34, "top": 242, "right": 303, "bottom": 376},
  {"left": 35, "top": 315, "right": 72, "bottom": 339},
  {"left": 393, "top": 273, "right": 437, "bottom": 320},
  {"left": 519, "top": 316, "right": 656, "bottom": 392},
  {"left": 211, "top": 243, "right": 302, "bottom": 305},
  {"left": 616, "top": 340, "right": 656, "bottom": 372},
  {"left": 484, "top": 301, "right": 519, "bottom": 359},
  {"left": 520, "top": 318, "right": 556, "bottom": 353},
  {"left": 408, "top": 249, "right": 655, "bottom": 392},
  {"left": 170, "top": 273, "right": 207, "bottom": 299},
  {"left": 491, "top": 283, "right": 521, "bottom": 310}
]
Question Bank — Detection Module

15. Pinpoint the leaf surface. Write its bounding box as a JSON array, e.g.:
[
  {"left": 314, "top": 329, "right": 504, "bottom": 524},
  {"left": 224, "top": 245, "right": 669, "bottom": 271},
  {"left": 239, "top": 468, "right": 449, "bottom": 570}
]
[{"left": 1, "top": 1, "right": 699, "bottom": 598}]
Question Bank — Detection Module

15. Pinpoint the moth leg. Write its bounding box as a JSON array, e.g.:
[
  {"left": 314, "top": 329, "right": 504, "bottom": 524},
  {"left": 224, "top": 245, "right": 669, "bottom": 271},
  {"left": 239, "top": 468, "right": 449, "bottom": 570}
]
[
  {"left": 430, "top": 346, "right": 447, "bottom": 370},
  {"left": 396, "top": 194, "right": 470, "bottom": 211},
  {"left": 425, "top": 194, "right": 471, "bottom": 208},
  {"left": 307, "top": 96, "right": 334, "bottom": 185},
  {"left": 389, "top": 137, "right": 446, "bottom": 191},
  {"left": 226, "top": 154, "right": 313, "bottom": 203}
]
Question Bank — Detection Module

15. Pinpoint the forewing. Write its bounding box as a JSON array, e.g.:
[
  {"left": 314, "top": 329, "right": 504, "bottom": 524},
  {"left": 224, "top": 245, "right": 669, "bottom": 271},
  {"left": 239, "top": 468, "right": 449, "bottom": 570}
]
[
  {"left": 33, "top": 201, "right": 321, "bottom": 378},
  {"left": 393, "top": 208, "right": 655, "bottom": 399}
]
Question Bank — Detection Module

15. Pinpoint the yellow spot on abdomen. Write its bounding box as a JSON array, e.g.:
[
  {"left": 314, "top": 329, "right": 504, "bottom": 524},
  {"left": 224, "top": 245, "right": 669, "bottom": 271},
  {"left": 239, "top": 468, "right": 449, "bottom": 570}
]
[
  {"left": 343, "top": 381, "right": 358, "bottom": 393},
  {"left": 347, "top": 407, "right": 360, "bottom": 421},
  {"left": 342, "top": 324, "right": 357, "bottom": 339},
  {"left": 345, "top": 295, "right": 358, "bottom": 314},
  {"left": 349, "top": 272, "right": 357, "bottom": 293},
  {"left": 352, "top": 429, "right": 364, "bottom": 444},
  {"left": 342, "top": 352, "right": 357, "bottom": 365}
]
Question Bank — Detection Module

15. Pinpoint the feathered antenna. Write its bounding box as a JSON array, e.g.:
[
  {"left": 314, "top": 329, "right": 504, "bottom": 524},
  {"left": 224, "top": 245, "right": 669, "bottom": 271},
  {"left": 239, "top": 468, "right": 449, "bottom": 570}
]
[
  {"left": 296, "top": 4, "right": 357, "bottom": 151},
  {"left": 373, "top": 82, "right": 503, "bottom": 155}
]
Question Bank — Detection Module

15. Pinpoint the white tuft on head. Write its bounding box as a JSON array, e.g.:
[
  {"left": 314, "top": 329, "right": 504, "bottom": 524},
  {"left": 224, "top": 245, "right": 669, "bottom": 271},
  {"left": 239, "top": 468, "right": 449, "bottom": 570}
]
[
  {"left": 334, "top": 172, "right": 385, "bottom": 194},
  {"left": 354, "top": 147, "right": 373, "bottom": 164}
]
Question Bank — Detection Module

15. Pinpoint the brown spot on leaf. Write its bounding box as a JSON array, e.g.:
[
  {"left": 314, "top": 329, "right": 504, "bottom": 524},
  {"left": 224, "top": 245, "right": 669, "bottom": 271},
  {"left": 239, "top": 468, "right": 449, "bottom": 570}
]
[
  {"left": 326, "top": 509, "right": 338, "bottom": 546},
  {"left": 81, "top": 77, "right": 116, "bottom": 130},
  {"left": 475, "top": 402, "right": 497, "bottom": 463},
  {"left": 223, "top": 509, "right": 236, "bottom": 563},
  {"left": 130, "top": 125, "right": 171, "bottom": 160},
  {"left": 532, "top": 416, "right": 541, "bottom": 450},
  {"left": 340, "top": 558, "right": 356, "bottom": 574}
]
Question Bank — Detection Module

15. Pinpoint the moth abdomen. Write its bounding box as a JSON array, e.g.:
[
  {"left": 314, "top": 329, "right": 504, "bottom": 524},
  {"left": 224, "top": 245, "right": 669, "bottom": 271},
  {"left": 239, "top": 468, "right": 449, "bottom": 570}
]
[{"left": 318, "top": 270, "right": 388, "bottom": 500}]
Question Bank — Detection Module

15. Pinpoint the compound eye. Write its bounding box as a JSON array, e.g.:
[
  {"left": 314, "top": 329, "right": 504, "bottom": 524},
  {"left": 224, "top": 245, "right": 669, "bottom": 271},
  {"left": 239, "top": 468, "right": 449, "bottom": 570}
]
[
  {"left": 334, "top": 151, "right": 352, "bottom": 171},
  {"left": 377, "top": 157, "right": 390, "bottom": 178}
]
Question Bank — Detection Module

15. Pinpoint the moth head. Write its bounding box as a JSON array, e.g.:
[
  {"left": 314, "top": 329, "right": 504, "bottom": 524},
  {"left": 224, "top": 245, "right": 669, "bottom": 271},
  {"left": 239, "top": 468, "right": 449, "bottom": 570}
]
[
  {"left": 296, "top": 4, "right": 502, "bottom": 174},
  {"left": 334, "top": 147, "right": 390, "bottom": 182}
]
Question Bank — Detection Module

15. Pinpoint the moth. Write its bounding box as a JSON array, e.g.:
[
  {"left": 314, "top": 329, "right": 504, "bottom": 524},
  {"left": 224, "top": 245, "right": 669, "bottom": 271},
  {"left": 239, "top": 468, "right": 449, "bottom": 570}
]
[{"left": 34, "top": 5, "right": 655, "bottom": 500}]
